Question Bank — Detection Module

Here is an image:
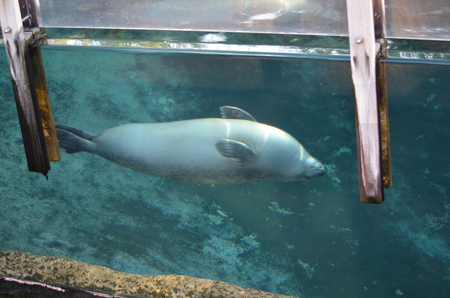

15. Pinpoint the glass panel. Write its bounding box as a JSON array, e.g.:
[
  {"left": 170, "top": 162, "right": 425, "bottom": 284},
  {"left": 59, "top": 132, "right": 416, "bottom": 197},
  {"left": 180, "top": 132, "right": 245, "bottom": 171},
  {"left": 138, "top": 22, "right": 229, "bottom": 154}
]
[
  {"left": 40, "top": 0, "right": 348, "bottom": 36},
  {"left": 0, "top": 46, "right": 353, "bottom": 296},
  {"left": 384, "top": 59, "right": 450, "bottom": 297},
  {"left": 39, "top": 0, "right": 450, "bottom": 41},
  {"left": 386, "top": 0, "right": 450, "bottom": 40},
  {"left": 1, "top": 45, "right": 449, "bottom": 297}
]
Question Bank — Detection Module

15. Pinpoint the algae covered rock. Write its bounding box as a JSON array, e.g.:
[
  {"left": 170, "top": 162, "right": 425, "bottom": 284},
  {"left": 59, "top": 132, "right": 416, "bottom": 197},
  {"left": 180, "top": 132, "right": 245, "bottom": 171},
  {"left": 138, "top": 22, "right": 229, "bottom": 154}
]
[{"left": 0, "top": 250, "right": 298, "bottom": 298}]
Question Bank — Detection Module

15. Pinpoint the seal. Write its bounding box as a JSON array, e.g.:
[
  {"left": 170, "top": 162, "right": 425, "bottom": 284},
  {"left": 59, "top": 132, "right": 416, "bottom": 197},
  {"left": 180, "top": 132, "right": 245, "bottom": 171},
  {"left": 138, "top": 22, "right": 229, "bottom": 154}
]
[{"left": 56, "top": 106, "right": 326, "bottom": 184}]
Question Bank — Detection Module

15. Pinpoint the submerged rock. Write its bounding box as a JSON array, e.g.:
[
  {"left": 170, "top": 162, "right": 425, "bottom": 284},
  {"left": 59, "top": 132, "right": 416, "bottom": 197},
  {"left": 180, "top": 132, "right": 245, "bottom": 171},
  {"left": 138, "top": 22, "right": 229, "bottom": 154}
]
[{"left": 0, "top": 250, "right": 298, "bottom": 298}]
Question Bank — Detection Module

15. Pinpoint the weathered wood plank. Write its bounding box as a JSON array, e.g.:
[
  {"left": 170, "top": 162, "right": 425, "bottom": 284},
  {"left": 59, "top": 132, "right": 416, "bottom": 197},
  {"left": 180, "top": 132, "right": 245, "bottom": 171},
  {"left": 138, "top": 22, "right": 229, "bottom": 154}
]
[
  {"left": 378, "top": 60, "right": 391, "bottom": 189},
  {"left": 0, "top": 0, "right": 50, "bottom": 176},
  {"left": 29, "top": 44, "right": 61, "bottom": 162},
  {"left": 346, "top": 0, "right": 384, "bottom": 203}
]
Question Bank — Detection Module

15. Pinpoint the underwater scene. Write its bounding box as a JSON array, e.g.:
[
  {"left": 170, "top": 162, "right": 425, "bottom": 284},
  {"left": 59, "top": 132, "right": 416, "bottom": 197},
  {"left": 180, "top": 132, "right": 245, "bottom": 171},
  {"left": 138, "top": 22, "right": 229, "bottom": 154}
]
[{"left": 0, "top": 46, "right": 449, "bottom": 298}]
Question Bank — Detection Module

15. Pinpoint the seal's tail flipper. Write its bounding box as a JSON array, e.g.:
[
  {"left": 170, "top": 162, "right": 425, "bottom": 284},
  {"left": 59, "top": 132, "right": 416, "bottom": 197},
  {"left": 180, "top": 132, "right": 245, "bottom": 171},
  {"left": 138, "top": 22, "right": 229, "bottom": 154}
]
[{"left": 56, "top": 125, "right": 97, "bottom": 154}]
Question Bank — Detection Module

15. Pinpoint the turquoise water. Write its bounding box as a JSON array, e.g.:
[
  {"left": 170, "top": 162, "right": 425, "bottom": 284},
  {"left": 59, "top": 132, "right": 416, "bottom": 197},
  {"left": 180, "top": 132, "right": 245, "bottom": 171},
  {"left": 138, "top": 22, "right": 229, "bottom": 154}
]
[{"left": 0, "top": 46, "right": 449, "bottom": 297}]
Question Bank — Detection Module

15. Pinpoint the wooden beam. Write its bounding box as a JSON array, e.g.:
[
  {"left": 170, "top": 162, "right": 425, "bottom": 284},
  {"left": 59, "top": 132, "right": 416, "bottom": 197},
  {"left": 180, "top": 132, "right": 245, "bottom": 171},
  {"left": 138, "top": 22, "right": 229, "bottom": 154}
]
[
  {"left": 0, "top": 0, "right": 50, "bottom": 177},
  {"left": 378, "top": 58, "right": 391, "bottom": 189},
  {"left": 346, "top": 0, "right": 385, "bottom": 203},
  {"left": 29, "top": 44, "right": 61, "bottom": 162}
]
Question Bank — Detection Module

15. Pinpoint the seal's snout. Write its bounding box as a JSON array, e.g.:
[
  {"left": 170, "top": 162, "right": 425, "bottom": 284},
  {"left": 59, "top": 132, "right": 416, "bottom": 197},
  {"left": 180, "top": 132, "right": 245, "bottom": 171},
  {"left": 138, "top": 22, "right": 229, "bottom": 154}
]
[
  {"left": 309, "top": 163, "right": 326, "bottom": 178},
  {"left": 298, "top": 156, "right": 326, "bottom": 179}
]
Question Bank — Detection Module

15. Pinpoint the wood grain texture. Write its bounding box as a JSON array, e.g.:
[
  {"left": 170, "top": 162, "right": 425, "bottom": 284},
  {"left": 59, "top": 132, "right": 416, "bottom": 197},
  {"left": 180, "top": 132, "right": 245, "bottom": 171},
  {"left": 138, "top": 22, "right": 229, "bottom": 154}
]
[
  {"left": 346, "top": 0, "right": 384, "bottom": 203},
  {"left": 0, "top": 0, "right": 50, "bottom": 175}
]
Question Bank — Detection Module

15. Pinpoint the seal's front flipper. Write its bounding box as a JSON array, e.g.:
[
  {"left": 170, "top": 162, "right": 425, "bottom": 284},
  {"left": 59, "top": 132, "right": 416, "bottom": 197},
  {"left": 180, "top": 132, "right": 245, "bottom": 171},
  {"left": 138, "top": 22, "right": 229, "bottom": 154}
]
[
  {"left": 220, "top": 106, "right": 257, "bottom": 122},
  {"left": 215, "top": 139, "right": 256, "bottom": 164},
  {"left": 56, "top": 126, "right": 97, "bottom": 154}
]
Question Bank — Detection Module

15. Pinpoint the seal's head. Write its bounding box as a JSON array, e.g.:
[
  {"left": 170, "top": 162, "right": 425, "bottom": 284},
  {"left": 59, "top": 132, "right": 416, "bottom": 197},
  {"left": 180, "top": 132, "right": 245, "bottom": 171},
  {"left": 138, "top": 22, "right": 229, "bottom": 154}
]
[{"left": 296, "top": 156, "right": 327, "bottom": 180}]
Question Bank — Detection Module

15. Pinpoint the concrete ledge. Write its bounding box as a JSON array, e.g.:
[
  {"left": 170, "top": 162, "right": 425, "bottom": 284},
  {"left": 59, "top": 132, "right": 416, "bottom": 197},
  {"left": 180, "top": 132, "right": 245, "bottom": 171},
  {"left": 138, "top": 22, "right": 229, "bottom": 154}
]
[{"left": 0, "top": 250, "right": 298, "bottom": 298}]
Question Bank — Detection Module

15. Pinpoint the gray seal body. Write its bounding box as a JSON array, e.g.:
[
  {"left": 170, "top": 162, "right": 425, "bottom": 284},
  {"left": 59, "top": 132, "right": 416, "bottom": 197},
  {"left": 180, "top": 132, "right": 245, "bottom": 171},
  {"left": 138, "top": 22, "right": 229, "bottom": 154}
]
[{"left": 56, "top": 106, "right": 325, "bottom": 184}]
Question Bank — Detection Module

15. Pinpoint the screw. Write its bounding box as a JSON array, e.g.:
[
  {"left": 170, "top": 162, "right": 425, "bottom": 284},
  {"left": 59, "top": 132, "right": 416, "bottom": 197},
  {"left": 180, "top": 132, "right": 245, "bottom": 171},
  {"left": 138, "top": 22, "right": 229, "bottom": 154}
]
[
  {"left": 355, "top": 36, "right": 364, "bottom": 44},
  {"left": 4, "top": 27, "right": 12, "bottom": 34}
]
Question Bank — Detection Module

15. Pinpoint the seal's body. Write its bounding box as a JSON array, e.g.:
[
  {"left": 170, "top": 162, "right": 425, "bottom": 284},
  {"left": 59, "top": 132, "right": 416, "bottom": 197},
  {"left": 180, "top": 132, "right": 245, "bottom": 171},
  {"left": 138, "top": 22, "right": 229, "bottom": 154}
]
[{"left": 56, "top": 106, "right": 325, "bottom": 184}]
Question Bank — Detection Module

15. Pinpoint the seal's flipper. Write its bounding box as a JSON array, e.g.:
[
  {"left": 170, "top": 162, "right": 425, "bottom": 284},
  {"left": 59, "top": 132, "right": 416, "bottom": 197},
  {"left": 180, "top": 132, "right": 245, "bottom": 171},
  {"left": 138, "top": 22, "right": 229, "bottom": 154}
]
[
  {"left": 56, "top": 124, "right": 96, "bottom": 141},
  {"left": 215, "top": 139, "right": 256, "bottom": 163},
  {"left": 56, "top": 127, "right": 97, "bottom": 154},
  {"left": 220, "top": 106, "right": 257, "bottom": 122}
]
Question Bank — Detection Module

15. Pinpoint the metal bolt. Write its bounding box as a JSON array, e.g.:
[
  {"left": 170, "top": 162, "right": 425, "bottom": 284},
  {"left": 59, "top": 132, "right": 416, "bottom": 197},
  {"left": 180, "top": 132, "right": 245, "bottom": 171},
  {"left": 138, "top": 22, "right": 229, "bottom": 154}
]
[
  {"left": 3, "top": 27, "right": 12, "bottom": 34},
  {"left": 355, "top": 36, "right": 364, "bottom": 44}
]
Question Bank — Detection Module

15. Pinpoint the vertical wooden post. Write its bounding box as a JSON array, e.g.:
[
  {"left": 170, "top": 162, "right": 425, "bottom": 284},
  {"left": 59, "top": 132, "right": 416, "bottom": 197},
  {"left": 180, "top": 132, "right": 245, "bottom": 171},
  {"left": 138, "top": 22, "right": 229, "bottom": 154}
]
[
  {"left": 378, "top": 59, "right": 391, "bottom": 189},
  {"left": 29, "top": 44, "right": 61, "bottom": 162},
  {"left": 22, "top": 0, "right": 61, "bottom": 162},
  {"left": 0, "top": 0, "right": 51, "bottom": 177},
  {"left": 346, "top": 0, "right": 388, "bottom": 203},
  {"left": 374, "top": 1, "right": 392, "bottom": 189}
]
